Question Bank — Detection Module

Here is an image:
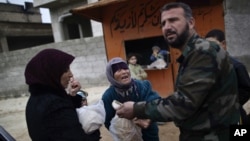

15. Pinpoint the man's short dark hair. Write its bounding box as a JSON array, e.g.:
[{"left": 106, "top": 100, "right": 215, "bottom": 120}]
[
  {"left": 205, "top": 29, "right": 225, "bottom": 42},
  {"left": 160, "top": 2, "right": 193, "bottom": 20}
]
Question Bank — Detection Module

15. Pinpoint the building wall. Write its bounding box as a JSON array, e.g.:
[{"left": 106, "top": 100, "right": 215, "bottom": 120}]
[
  {"left": 49, "top": 1, "right": 88, "bottom": 42},
  {"left": 87, "top": 0, "right": 104, "bottom": 37},
  {"left": 0, "top": 36, "right": 109, "bottom": 99},
  {"left": 0, "top": 2, "right": 53, "bottom": 52},
  {"left": 224, "top": 0, "right": 250, "bottom": 72},
  {"left": 33, "top": 0, "right": 103, "bottom": 42},
  {"left": 33, "top": 0, "right": 55, "bottom": 6},
  {"left": 0, "top": 2, "right": 41, "bottom": 23}
]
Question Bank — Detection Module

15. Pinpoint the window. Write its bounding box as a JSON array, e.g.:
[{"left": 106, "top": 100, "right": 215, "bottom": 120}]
[
  {"left": 63, "top": 15, "right": 93, "bottom": 40},
  {"left": 124, "top": 36, "right": 170, "bottom": 67}
]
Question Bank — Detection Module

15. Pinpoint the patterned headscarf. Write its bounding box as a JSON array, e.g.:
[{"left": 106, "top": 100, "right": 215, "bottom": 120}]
[{"left": 24, "top": 48, "right": 75, "bottom": 91}]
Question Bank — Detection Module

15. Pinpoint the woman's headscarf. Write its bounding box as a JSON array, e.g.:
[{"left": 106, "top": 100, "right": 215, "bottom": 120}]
[
  {"left": 106, "top": 57, "right": 132, "bottom": 89},
  {"left": 24, "top": 48, "right": 75, "bottom": 91}
]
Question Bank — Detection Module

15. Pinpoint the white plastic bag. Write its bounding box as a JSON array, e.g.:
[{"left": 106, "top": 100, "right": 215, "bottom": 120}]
[
  {"left": 109, "top": 115, "right": 143, "bottom": 141},
  {"left": 147, "top": 58, "right": 167, "bottom": 69},
  {"left": 76, "top": 100, "right": 106, "bottom": 134}
]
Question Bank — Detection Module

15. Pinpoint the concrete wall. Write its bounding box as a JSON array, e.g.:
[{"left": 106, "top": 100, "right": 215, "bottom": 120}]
[
  {"left": 0, "top": 3, "right": 53, "bottom": 52},
  {"left": 87, "top": 0, "right": 103, "bottom": 37},
  {"left": 49, "top": 1, "right": 88, "bottom": 42},
  {"left": 33, "top": 0, "right": 55, "bottom": 7},
  {"left": 0, "top": 36, "right": 109, "bottom": 99},
  {"left": 224, "top": 0, "right": 250, "bottom": 72},
  {"left": 0, "top": 2, "right": 41, "bottom": 23},
  {"left": 33, "top": 0, "right": 103, "bottom": 42}
]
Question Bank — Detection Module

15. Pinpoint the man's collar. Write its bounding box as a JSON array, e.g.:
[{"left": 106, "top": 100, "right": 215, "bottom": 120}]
[{"left": 177, "top": 33, "right": 200, "bottom": 63}]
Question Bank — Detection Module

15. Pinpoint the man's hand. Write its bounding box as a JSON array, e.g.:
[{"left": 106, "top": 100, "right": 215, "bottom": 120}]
[{"left": 116, "top": 101, "right": 135, "bottom": 120}]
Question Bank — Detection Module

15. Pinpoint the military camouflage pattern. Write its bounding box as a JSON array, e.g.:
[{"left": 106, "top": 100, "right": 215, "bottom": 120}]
[{"left": 134, "top": 34, "right": 240, "bottom": 141}]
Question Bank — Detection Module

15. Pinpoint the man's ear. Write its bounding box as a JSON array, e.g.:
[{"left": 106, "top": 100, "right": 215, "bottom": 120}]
[
  {"left": 221, "top": 40, "right": 226, "bottom": 50},
  {"left": 188, "top": 17, "right": 195, "bottom": 29}
]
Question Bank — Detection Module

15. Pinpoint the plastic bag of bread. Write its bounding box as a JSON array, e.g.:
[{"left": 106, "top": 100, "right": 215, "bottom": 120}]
[
  {"left": 76, "top": 100, "right": 105, "bottom": 134},
  {"left": 147, "top": 58, "right": 167, "bottom": 69},
  {"left": 109, "top": 115, "right": 143, "bottom": 141}
]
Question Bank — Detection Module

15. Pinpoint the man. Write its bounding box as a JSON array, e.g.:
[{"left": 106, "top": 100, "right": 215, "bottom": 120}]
[
  {"left": 116, "top": 2, "right": 240, "bottom": 141},
  {"left": 206, "top": 29, "right": 250, "bottom": 124}
]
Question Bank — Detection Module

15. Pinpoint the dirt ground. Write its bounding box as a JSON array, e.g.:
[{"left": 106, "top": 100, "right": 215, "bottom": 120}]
[
  {"left": 0, "top": 86, "right": 249, "bottom": 141},
  {"left": 0, "top": 86, "right": 180, "bottom": 141}
]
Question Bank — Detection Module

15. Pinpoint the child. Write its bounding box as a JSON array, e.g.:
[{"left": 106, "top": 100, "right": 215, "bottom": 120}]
[
  {"left": 127, "top": 53, "right": 147, "bottom": 80},
  {"left": 148, "top": 46, "right": 169, "bottom": 69},
  {"left": 150, "top": 45, "right": 169, "bottom": 62}
]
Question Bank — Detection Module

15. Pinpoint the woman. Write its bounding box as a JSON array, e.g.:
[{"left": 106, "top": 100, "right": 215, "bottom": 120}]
[
  {"left": 24, "top": 48, "right": 100, "bottom": 141},
  {"left": 102, "top": 57, "right": 160, "bottom": 141}
]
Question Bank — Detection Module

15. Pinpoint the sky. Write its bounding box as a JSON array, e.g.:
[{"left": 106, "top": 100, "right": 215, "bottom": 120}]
[{"left": 0, "top": 0, "right": 51, "bottom": 23}]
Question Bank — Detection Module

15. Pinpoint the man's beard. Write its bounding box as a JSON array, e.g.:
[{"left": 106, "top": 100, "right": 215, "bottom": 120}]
[{"left": 165, "top": 24, "right": 189, "bottom": 49}]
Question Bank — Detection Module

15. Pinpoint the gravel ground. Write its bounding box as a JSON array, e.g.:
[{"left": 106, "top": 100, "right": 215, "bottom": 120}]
[
  {"left": 1, "top": 85, "right": 249, "bottom": 141},
  {"left": 0, "top": 86, "right": 179, "bottom": 141}
]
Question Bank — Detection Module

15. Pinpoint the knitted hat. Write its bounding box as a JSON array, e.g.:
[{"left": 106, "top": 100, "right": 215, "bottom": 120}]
[
  {"left": 111, "top": 62, "right": 128, "bottom": 74},
  {"left": 106, "top": 57, "right": 132, "bottom": 89}
]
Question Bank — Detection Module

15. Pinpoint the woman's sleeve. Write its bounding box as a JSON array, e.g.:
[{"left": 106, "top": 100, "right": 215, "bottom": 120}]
[
  {"left": 101, "top": 90, "right": 116, "bottom": 129},
  {"left": 139, "top": 80, "right": 161, "bottom": 101},
  {"left": 70, "top": 94, "right": 82, "bottom": 108}
]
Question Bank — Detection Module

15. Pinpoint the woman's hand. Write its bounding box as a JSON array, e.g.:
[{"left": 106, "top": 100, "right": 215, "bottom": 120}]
[
  {"left": 133, "top": 118, "right": 151, "bottom": 129},
  {"left": 68, "top": 78, "right": 81, "bottom": 96}
]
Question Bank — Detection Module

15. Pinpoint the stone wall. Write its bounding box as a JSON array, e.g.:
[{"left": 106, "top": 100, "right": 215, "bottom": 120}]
[
  {"left": 224, "top": 0, "right": 250, "bottom": 72},
  {"left": 0, "top": 36, "right": 109, "bottom": 99}
]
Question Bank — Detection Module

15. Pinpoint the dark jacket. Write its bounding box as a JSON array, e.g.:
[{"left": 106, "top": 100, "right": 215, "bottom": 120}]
[
  {"left": 24, "top": 49, "right": 101, "bottom": 141},
  {"left": 26, "top": 85, "right": 100, "bottom": 141},
  {"left": 231, "top": 57, "right": 250, "bottom": 105},
  {"left": 231, "top": 57, "right": 250, "bottom": 124},
  {"left": 134, "top": 35, "right": 240, "bottom": 140}
]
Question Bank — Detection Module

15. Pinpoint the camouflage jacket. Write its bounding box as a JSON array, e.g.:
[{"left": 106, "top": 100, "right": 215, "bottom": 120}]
[{"left": 134, "top": 34, "right": 240, "bottom": 133}]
